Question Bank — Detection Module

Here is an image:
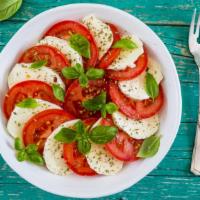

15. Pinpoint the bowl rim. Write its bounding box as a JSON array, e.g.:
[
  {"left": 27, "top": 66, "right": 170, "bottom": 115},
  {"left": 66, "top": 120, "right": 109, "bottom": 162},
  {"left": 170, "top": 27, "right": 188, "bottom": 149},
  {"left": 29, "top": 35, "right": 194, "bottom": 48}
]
[{"left": 0, "top": 3, "right": 182, "bottom": 198}]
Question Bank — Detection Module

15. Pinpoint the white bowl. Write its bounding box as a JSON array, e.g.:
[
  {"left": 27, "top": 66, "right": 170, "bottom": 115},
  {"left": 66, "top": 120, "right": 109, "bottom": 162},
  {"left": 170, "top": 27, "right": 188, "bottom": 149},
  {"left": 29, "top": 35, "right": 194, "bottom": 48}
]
[{"left": 0, "top": 3, "right": 182, "bottom": 199}]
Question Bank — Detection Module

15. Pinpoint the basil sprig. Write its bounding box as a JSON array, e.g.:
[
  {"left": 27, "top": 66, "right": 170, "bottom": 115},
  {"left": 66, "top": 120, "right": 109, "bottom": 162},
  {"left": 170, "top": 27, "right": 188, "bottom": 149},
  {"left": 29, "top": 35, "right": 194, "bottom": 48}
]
[
  {"left": 69, "top": 34, "right": 91, "bottom": 58},
  {"left": 112, "top": 38, "right": 137, "bottom": 50},
  {"left": 145, "top": 72, "right": 159, "bottom": 99},
  {"left": 54, "top": 120, "right": 117, "bottom": 154},
  {"left": 62, "top": 63, "right": 105, "bottom": 88},
  {"left": 30, "top": 60, "right": 47, "bottom": 69},
  {"left": 52, "top": 84, "right": 65, "bottom": 102},
  {"left": 82, "top": 91, "right": 118, "bottom": 118},
  {"left": 0, "top": 0, "right": 23, "bottom": 21},
  {"left": 16, "top": 98, "right": 39, "bottom": 109},
  {"left": 137, "top": 134, "right": 161, "bottom": 158},
  {"left": 14, "top": 138, "right": 44, "bottom": 165}
]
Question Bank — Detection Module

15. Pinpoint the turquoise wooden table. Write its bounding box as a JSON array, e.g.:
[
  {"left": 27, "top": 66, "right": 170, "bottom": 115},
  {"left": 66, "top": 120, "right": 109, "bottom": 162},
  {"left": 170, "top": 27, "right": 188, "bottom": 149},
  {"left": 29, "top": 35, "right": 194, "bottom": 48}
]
[{"left": 0, "top": 0, "right": 200, "bottom": 199}]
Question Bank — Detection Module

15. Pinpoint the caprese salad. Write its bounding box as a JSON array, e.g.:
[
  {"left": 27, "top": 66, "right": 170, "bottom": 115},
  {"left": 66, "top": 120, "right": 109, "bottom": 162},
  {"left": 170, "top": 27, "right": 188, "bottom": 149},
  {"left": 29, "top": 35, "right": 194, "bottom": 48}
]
[{"left": 3, "top": 14, "right": 164, "bottom": 176}]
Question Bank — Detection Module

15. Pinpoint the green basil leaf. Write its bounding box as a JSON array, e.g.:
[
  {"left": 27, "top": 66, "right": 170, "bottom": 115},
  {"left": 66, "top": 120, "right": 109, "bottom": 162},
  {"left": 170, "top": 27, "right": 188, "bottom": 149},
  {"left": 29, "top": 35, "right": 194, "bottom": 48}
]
[
  {"left": 105, "top": 102, "right": 118, "bottom": 114},
  {"left": 77, "top": 138, "right": 91, "bottom": 154},
  {"left": 79, "top": 74, "right": 88, "bottom": 88},
  {"left": 73, "top": 63, "right": 84, "bottom": 74},
  {"left": 82, "top": 91, "right": 106, "bottom": 111},
  {"left": 26, "top": 144, "right": 38, "bottom": 154},
  {"left": 101, "top": 105, "right": 107, "bottom": 118},
  {"left": 14, "top": 137, "right": 24, "bottom": 151},
  {"left": 75, "top": 120, "right": 85, "bottom": 134},
  {"left": 137, "top": 134, "right": 161, "bottom": 158},
  {"left": 86, "top": 68, "right": 105, "bottom": 80},
  {"left": 52, "top": 84, "right": 65, "bottom": 102},
  {"left": 112, "top": 38, "right": 137, "bottom": 49},
  {"left": 62, "top": 67, "right": 80, "bottom": 79},
  {"left": 69, "top": 34, "right": 91, "bottom": 58},
  {"left": 90, "top": 125, "right": 117, "bottom": 144},
  {"left": 30, "top": 60, "right": 47, "bottom": 69},
  {"left": 145, "top": 72, "right": 159, "bottom": 99},
  {"left": 16, "top": 150, "right": 27, "bottom": 162},
  {"left": 29, "top": 153, "right": 44, "bottom": 165},
  {"left": 16, "top": 98, "right": 39, "bottom": 108},
  {"left": 54, "top": 128, "right": 77, "bottom": 143},
  {"left": 0, "top": 0, "right": 23, "bottom": 21}
]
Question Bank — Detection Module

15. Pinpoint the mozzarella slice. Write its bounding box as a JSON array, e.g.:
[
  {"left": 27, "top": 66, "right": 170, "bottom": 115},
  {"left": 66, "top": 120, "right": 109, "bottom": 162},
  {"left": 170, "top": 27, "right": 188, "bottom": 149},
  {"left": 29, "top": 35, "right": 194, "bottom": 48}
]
[
  {"left": 44, "top": 119, "right": 79, "bottom": 176},
  {"left": 107, "top": 34, "right": 144, "bottom": 70},
  {"left": 38, "top": 36, "right": 83, "bottom": 66},
  {"left": 7, "top": 99, "right": 60, "bottom": 138},
  {"left": 86, "top": 118, "right": 123, "bottom": 175},
  {"left": 118, "top": 57, "right": 163, "bottom": 100},
  {"left": 8, "top": 63, "right": 65, "bottom": 89},
  {"left": 112, "top": 111, "right": 160, "bottom": 139},
  {"left": 82, "top": 15, "right": 113, "bottom": 59}
]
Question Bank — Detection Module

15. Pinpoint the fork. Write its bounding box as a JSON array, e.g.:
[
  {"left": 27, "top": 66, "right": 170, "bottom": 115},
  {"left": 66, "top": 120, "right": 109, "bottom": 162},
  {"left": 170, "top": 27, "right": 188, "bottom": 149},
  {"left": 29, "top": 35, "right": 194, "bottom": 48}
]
[{"left": 189, "top": 9, "right": 200, "bottom": 175}]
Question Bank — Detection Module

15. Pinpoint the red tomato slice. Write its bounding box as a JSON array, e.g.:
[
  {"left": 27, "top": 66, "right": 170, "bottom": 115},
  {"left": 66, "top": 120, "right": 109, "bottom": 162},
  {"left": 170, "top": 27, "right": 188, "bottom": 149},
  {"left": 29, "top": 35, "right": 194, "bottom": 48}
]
[
  {"left": 63, "top": 118, "right": 97, "bottom": 176},
  {"left": 101, "top": 118, "right": 143, "bottom": 161},
  {"left": 45, "top": 21, "right": 98, "bottom": 67},
  {"left": 106, "top": 49, "right": 148, "bottom": 80},
  {"left": 3, "top": 80, "right": 62, "bottom": 119},
  {"left": 23, "top": 109, "right": 74, "bottom": 153},
  {"left": 19, "top": 45, "right": 69, "bottom": 72},
  {"left": 97, "top": 23, "right": 121, "bottom": 69},
  {"left": 109, "top": 82, "right": 164, "bottom": 119},
  {"left": 64, "top": 79, "right": 108, "bottom": 119}
]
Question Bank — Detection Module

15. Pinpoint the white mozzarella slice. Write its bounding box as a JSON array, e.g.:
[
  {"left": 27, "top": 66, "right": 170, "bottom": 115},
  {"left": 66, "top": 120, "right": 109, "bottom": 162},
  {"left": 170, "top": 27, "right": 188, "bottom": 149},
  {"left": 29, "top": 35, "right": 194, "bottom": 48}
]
[
  {"left": 8, "top": 63, "right": 65, "bottom": 89},
  {"left": 82, "top": 14, "right": 113, "bottom": 59},
  {"left": 107, "top": 34, "right": 144, "bottom": 70},
  {"left": 112, "top": 111, "right": 160, "bottom": 139},
  {"left": 44, "top": 119, "right": 79, "bottom": 176},
  {"left": 86, "top": 143, "right": 123, "bottom": 175},
  {"left": 7, "top": 99, "right": 60, "bottom": 138},
  {"left": 118, "top": 57, "right": 163, "bottom": 100},
  {"left": 86, "top": 117, "right": 123, "bottom": 175},
  {"left": 38, "top": 36, "right": 83, "bottom": 66}
]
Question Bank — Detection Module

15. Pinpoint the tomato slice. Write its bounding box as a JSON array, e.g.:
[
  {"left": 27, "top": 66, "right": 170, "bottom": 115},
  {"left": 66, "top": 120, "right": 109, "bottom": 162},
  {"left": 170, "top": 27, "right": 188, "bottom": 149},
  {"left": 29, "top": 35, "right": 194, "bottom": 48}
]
[
  {"left": 19, "top": 45, "right": 69, "bottom": 72},
  {"left": 106, "top": 49, "right": 148, "bottom": 80},
  {"left": 64, "top": 79, "right": 108, "bottom": 119},
  {"left": 63, "top": 118, "right": 97, "bottom": 176},
  {"left": 3, "top": 80, "right": 62, "bottom": 119},
  {"left": 23, "top": 109, "right": 74, "bottom": 153},
  {"left": 45, "top": 21, "right": 98, "bottom": 67},
  {"left": 109, "top": 82, "right": 164, "bottom": 119},
  {"left": 97, "top": 23, "right": 121, "bottom": 69},
  {"left": 101, "top": 118, "right": 143, "bottom": 161}
]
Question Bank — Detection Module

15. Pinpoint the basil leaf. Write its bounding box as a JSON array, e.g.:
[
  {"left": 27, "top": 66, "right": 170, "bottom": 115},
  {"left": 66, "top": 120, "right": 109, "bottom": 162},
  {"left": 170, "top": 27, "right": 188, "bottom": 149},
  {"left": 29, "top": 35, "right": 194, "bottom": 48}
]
[
  {"left": 75, "top": 120, "right": 85, "bottom": 134},
  {"left": 145, "top": 72, "right": 159, "bottom": 99},
  {"left": 26, "top": 144, "right": 38, "bottom": 154},
  {"left": 30, "top": 60, "right": 47, "bottom": 69},
  {"left": 69, "top": 34, "right": 91, "bottom": 58},
  {"left": 73, "top": 63, "right": 84, "bottom": 74},
  {"left": 0, "top": 0, "right": 22, "bottom": 21},
  {"left": 62, "top": 67, "right": 80, "bottom": 79},
  {"left": 90, "top": 125, "right": 117, "bottom": 144},
  {"left": 52, "top": 84, "right": 65, "bottom": 102},
  {"left": 29, "top": 153, "right": 44, "bottom": 165},
  {"left": 86, "top": 68, "right": 105, "bottom": 80},
  {"left": 77, "top": 138, "right": 91, "bottom": 154},
  {"left": 17, "top": 98, "right": 39, "bottom": 108},
  {"left": 54, "top": 128, "right": 77, "bottom": 143},
  {"left": 79, "top": 74, "right": 88, "bottom": 88},
  {"left": 16, "top": 150, "right": 27, "bottom": 162},
  {"left": 137, "top": 135, "right": 161, "bottom": 158},
  {"left": 14, "top": 137, "right": 23, "bottom": 151},
  {"left": 82, "top": 91, "right": 106, "bottom": 111},
  {"left": 112, "top": 38, "right": 137, "bottom": 49},
  {"left": 105, "top": 102, "right": 118, "bottom": 114},
  {"left": 101, "top": 105, "right": 107, "bottom": 118}
]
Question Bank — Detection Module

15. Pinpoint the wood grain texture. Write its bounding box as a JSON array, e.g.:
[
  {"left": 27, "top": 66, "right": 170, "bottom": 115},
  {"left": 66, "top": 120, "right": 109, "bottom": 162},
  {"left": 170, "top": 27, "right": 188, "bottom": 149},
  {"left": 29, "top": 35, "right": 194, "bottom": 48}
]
[{"left": 0, "top": 0, "right": 199, "bottom": 199}]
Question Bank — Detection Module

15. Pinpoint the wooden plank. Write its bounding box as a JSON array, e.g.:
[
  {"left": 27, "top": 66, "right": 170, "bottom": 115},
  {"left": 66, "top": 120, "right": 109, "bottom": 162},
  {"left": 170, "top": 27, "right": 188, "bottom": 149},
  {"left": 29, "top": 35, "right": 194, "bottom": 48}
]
[{"left": 4, "top": 0, "right": 199, "bottom": 25}]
